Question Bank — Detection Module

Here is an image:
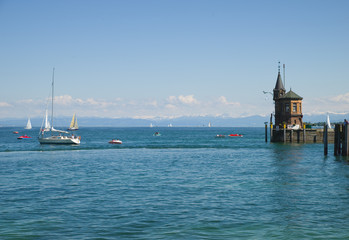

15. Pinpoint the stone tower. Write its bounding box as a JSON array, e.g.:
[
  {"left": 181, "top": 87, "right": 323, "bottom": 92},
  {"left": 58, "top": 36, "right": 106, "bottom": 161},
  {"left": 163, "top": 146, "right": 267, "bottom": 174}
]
[{"left": 273, "top": 68, "right": 303, "bottom": 129}]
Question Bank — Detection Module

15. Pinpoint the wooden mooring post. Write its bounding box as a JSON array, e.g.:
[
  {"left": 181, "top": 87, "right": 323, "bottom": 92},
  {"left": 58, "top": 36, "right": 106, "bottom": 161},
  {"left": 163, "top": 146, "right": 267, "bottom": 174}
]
[
  {"left": 333, "top": 123, "right": 349, "bottom": 156},
  {"left": 343, "top": 123, "right": 349, "bottom": 156},
  {"left": 334, "top": 124, "right": 341, "bottom": 156},
  {"left": 324, "top": 125, "right": 328, "bottom": 156},
  {"left": 264, "top": 122, "right": 268, "bottom": 142},
  {"left": 283, "top": 124, "right": 286, "bottom": 143}
]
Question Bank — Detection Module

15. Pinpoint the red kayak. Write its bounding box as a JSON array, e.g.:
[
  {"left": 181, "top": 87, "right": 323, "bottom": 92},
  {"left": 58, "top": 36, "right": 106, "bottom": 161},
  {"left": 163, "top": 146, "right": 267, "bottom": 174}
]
[
  {"left": 229, "top": 134, "right": 243, "bottom": 137},
  {"left": 109, "top": 139, "right": 122, "bottom": 144},
  {"left": 17, "top": 135, "right": 31, "bottom": 139}
]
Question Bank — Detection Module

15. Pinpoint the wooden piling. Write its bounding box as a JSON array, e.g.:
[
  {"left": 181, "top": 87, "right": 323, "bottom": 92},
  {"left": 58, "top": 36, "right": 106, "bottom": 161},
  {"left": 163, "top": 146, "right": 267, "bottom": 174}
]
[
  {"left": 342, "top": 123, "right": 349, "bottom": 156},
  {"left": 283, "top": 124, "right": 286, "bottom": 143},
  {"left": 265, "top": 123, "right": 268, "bottom": 142},
  {"left": 324, "top": 125, "right": 328, "bottom": 156},
  {"left": 334, "top": 124, "right": 340, "bottom": 156},
  {"left": 297, "top": 130, "right": 300, "bottom": 143}
]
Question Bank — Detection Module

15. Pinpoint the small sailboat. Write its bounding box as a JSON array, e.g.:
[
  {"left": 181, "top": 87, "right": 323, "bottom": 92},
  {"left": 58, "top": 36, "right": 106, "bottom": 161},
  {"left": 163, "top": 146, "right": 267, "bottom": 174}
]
[
  {"left": 208, "top": 122, "right": 212, "bottom": 127},
  {"left": 68, "top": 113, "right": 79, "bottom": 131},
  {"left": 24, "top": 118, "right": 32, "bottom": 129},
  {"left": 38, "top": 68, "right": 80, "bottom": 145},
  {"left": 326, "top": 114, "right": 332, "bottom": 129}
]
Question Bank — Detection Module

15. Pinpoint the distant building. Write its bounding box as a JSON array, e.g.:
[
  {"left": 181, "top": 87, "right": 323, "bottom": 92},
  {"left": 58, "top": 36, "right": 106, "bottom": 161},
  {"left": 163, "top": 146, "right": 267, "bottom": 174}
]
[{"left": 273, "top": 68, "right": 303, "bottom": 129}]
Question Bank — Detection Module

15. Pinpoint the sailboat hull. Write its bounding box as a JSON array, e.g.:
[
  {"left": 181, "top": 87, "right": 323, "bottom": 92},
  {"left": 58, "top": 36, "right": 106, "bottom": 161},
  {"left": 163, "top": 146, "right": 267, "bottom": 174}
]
[{"left": 39, "top": 136, "right": 80, "bottom": 144}]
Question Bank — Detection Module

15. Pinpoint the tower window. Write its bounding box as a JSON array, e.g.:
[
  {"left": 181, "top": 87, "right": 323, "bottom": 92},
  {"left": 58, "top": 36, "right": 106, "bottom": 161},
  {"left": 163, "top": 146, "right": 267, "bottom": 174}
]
[{"left": 293, "top": 103, "right": 297, "bottom": 112}]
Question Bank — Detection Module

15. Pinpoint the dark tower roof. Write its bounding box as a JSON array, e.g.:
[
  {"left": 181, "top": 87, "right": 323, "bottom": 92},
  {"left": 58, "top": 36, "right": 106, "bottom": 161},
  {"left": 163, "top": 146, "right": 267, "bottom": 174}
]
[
  {"left": 281, "top": 89, "right": 303, "bottom": 100},
  {"left": 274, "top": 72, "right": 285, "bottom": 91}
]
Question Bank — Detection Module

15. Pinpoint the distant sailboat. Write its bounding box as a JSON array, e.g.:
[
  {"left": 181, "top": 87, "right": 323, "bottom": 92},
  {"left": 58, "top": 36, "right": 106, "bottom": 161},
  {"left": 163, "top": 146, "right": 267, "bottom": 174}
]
[
  {"left": 68, "top": 113, "right": 79, "bottom": 131},
  {"left": 326, "top": 114, "right": 332, "bottom": 129},
  {"left": 24, "top": 118, "right": 32, "bottom": 129},
  {"left": 208, "top": 122, "right": 212, "bottom": 127}
]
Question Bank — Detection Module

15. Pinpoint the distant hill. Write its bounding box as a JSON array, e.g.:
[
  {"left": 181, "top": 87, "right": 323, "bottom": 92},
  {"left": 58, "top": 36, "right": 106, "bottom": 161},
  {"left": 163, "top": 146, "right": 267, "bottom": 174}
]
[{"left": 1, "top": 113, "right": 348, "bottom": 128}]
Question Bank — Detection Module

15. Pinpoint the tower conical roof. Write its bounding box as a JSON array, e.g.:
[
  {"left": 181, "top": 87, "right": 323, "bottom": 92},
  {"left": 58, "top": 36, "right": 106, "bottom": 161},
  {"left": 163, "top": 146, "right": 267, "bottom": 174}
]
[{"left": 274, "top": 72, "right": 285, "bottom": 90}]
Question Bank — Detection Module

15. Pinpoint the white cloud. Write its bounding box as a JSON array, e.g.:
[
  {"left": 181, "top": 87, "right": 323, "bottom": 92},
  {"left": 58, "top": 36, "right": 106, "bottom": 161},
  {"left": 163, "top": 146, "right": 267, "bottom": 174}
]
[
  {"left": 55, "top": 95, "right": 74, "bottom": 105},
  {"left": 178, "top": 95, "right": 199, "bottom": 105},
  {"left": 218, "top": 96, "right": 241, "bottom": 106},
  {"left": 167, "top": 96, "right": 177, "bottom": 103},
  {"left": 303, "top": 92, "right": 349, "bottom": 115},
  {"left": 2, "top": 92, "right": 349, "bottom": 119},
  {"left": 165, "top": 104, "right": 176, "bottom": 109},
  {"left": 0, "top": 102, "right": 12, "bottom": 107},
  {"left": 166, "top": 95, "right": 199, "bottom": 105},
  {"left": 330, "top": 92, "right": 349, "bottom": 103}
]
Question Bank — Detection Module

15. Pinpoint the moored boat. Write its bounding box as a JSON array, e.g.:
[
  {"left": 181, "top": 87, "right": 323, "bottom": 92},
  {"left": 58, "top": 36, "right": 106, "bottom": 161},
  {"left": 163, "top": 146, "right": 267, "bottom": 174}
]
[
  {"left": 229, "top": 134, "right": 243, "bottom": 137},
  {"left": 17, "top": 135, "right": 31, "bottom": 139},
  {"left": 109, "top": 139, "right": 122, "bottom": 144},
  {"left": 215, "top": 134, "right": 225, "bottom": 138},
  {"left": 38, "top": 68, "right": 81, "bottom": 145}
]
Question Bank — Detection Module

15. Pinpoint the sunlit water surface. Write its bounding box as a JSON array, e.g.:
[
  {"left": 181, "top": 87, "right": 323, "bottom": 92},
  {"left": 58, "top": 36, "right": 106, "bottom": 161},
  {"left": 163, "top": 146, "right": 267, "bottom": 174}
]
[{"left": 1, "top": 127, "right": 349, "bottom": 239}]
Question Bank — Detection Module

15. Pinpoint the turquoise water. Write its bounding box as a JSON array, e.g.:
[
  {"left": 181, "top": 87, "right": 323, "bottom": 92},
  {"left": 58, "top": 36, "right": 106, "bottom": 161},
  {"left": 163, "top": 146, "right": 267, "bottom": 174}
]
[{"left": 1, "top": 127, "right": 349, "bottom": 239}]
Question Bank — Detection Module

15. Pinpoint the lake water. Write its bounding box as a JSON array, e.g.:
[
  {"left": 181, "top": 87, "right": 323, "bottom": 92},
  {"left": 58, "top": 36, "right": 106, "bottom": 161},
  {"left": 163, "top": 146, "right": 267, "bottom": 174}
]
[{"left": 1, "top": 127, "right": 349, "bottom": 239}]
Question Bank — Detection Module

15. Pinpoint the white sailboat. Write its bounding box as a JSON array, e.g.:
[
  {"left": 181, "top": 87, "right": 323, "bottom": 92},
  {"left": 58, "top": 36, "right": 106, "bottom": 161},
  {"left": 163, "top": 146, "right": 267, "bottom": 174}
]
[
  {"left": 68, "top": 113, "right": 79, "bottom": 131},
  {"left": 24, "top": 118, "right": 32, "bottom": 129},
  {"left": 326, "top": 114, "right": 332, "bottom": 129},
  {"left": 38, "top": 68, "right": 80, "bottom": 145}
]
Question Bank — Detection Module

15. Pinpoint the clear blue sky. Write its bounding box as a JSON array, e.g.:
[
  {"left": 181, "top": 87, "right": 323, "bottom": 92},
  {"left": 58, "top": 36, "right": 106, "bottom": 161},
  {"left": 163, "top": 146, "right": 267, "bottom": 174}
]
[{"left": 1, "top": 0, "right": 348, "bottom": 119}]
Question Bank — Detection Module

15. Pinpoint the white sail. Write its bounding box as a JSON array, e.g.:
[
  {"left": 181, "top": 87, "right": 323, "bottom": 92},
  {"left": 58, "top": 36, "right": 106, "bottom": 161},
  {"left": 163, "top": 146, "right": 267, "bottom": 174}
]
[
  {"left": 25, "top": 118, "right": 32, "bottom": 129},
  {"left": 44, "top": 110, "right": 51, "bottom": 130},
  {"left": 326, "top": 114, "right": 332, "bottom": 129}
]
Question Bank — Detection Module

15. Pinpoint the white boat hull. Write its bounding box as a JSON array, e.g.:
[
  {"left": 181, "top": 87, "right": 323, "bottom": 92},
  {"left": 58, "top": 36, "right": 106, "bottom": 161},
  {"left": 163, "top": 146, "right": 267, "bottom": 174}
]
[{"left": 39, "top": 136, "right": 80, "bottom": 144}]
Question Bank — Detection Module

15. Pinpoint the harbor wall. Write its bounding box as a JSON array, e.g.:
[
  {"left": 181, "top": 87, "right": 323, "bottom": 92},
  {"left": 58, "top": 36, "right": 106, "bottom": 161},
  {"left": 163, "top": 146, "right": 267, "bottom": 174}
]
[{"left": 271, "top": 128, "right": 335, "bottom": 143}]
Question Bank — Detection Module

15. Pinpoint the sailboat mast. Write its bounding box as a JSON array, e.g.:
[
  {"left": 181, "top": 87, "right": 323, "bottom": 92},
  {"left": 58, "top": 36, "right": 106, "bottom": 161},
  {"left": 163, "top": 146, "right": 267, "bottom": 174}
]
[{"left": 51, "top": 68, "right": 55, "bottom": 133}]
